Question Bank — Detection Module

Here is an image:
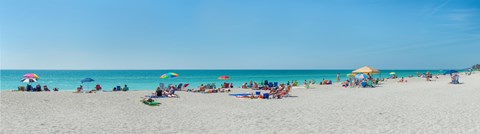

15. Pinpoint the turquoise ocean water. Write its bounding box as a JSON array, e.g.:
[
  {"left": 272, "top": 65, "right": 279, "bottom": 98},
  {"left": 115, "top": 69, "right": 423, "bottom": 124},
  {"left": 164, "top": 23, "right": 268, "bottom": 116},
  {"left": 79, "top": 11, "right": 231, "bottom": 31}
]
[{"left": 1, "top": 70, "right": 444, "bottom": 90}]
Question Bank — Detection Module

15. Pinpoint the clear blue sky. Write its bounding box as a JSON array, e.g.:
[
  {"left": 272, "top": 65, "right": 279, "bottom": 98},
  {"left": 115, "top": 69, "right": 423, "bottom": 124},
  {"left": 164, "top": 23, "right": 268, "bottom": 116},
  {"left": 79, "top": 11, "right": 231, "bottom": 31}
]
[{"left": 1, "top": 0, "right": 479, "bottom": 69}]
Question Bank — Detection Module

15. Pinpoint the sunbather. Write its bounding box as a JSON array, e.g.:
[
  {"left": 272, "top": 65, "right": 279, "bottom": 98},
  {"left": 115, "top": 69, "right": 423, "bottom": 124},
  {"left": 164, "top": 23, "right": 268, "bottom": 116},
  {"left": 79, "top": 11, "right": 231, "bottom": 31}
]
[
  {"left": 76, "top": 85, "right": 83, "bottom": 93},
  {"left": 252, "top": 82, "right": 259, "bottom": 90},
  {"left": 342, "top": 80, "right": 349, "bottom": 88},
  {"left": 163, "top": 87, "right": 177, "bottom": 97},
  {"left": 155, "top": 87, "right": 162, "bottom": 96},
  {"left": 43, "top": 85, "right": 50, "bottom": 91},
  {"left": 241, "top": 83, "right": 248, "bottom": 89},
  {"left": 276, "top": 84, "right": 286, "bottom": 99},
  {"left": 26, "top": 84, "right": 33, "bottom": 92},
  {"left": 123, "top": 85, "right": 129, "bottom": 91},
  {"left": 35, "top": 84, "right": 42, "bottom": 92},
  {"left": 198, "top": 84, "right": 206, "bottom": 92}
]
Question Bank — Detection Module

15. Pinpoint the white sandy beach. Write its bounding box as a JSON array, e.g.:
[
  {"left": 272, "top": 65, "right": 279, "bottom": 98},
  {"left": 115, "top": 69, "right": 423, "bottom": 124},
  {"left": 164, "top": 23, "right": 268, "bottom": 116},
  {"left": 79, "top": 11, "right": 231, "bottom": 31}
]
[{"left": 1, "top": 73, "right": 480, "bottom": 134}]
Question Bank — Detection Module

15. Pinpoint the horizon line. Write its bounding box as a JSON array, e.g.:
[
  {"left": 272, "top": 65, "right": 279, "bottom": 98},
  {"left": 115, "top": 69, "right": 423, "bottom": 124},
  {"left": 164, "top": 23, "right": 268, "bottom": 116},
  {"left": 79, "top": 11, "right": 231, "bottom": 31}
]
[{"left": 0, "top": 68, "right": 465, "bottom": 71}]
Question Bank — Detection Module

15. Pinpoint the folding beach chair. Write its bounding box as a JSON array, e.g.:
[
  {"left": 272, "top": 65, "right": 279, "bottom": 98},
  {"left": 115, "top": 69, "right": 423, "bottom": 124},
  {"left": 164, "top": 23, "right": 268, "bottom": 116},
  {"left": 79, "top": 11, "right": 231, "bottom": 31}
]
[
  {"left": 159, "top": 83, "right": 165, "bottom": 90},
  {"left": 177, "top": 83, "right": 183, "bottom": 91},
  {"left": 211, "top": 83, "right": 216, "bottom": 89},
  {"left": 184, "top": 84, "right": 189, "bottom": 90}
]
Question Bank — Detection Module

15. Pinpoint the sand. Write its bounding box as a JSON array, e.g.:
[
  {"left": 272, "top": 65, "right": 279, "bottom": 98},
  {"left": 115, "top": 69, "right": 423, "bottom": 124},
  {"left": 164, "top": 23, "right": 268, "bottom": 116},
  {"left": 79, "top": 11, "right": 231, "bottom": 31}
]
[{"left": 1, "top": 72, "right": 480, "bottom": 134}]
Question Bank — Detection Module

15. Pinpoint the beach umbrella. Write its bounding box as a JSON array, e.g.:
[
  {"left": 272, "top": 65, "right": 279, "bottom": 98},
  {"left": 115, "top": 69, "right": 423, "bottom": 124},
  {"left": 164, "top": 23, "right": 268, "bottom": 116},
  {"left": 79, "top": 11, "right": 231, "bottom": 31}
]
[
  {"left": 23, "top": 73, "right": 39, "bottom": 79},
  {"left": 80, "top": 78, "right": 95, "bottom": 83},
  {"left": 352, "top": 66, "right": 380, "bottom": 74},
  {"left": 390, "top": 72, "right": 396, "bottom": 75},
  {"left": 80, "top": 78, "right": 95, "bottom": 90},
  {"left": 443, "top": 70, "right": 458, "bottom": 75},
  {"left": 160, "top": 72, "right": 179, "bottom": 79},
  {"left": 355, "top": 74, "right": 369, "bottom": 80},
  {"left": 218, "top": 75, "right": 230, "bottom": 80},
  {"left": 21, "top": 78, "right": 37, "bottom": 83}
]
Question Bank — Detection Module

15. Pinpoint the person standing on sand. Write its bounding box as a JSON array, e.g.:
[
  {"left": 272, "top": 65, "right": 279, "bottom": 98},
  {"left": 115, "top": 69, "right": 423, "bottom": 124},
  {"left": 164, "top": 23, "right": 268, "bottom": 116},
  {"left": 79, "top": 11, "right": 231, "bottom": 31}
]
[
  {"left": 426, "top": 71, "right": 431, "bottom": 81},
  {"left": 336, "top": 73, "right": 340, "bottom": 82}
]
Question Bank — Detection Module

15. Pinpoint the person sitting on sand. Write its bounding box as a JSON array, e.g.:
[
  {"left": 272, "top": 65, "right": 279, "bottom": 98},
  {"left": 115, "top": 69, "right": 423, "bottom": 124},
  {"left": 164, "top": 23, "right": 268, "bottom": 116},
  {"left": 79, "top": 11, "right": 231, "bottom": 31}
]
[
  {"left": 342, "top": 80, "right": 349, "bottom": 88},
  {"left": 164, "top": 86, "right": 177, "bottom": 97},
  {"left": 278, "top": 85, "right": 292, "bottom": 98},
  {"left": 450, "top": 73, "right": 460, "bottom": 84},
  {"left": 43, "top": 85, "right": 50, "bottom": 91},
  {"left": 155, "top": 87, "right": 162, "bottom": 96},
  {"left": 123, "top": 85, "right": 129, "bottom": 91},
  {"left": 53, "top": 88, "right": 59, "bottom": 91},
  {"left": 241, "top": 83, "right": 248, "bottom": 89},
  {"left": 276, "top": 84, "right": 286, "bottom": 99},
  {"left": 26, "top": 84, "right": 33, "bottom": 92},
  {"left": 95, "top": 84, "right": 102, "bottom": 91},
  {"left": 252, "top": 82, "right": 259, "bottom": 90},
  {"left": 17, "top": 86, "right": 25, "bottom": 91},
  {"left": 197, "top": 84, "right": 206, "bottom": 92},
  {"left": 35, "top": 84, "right": 42, "bottom": 92},
  {"left": 164, "top": 85, "right": 174, "bottom": 93},
  {"left": 76, "top": 85, "right": 83, "bottom": 93},
  {"left": 269, "top": 88, "right": 278, "bottom": 99}
]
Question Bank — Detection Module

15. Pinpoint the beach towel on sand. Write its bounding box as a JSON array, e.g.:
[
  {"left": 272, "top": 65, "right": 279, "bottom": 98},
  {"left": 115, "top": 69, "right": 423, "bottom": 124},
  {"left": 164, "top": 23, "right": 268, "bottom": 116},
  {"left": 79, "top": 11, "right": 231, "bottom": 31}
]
[
  {"left": 145, "top": 95, "right": 179, "bottom": 98},
  {"left": 228, "top": 93, "right": 252, "bottom": 97},
  {"left": 143, "top": 101, "right": 161, "bottom": 106}
]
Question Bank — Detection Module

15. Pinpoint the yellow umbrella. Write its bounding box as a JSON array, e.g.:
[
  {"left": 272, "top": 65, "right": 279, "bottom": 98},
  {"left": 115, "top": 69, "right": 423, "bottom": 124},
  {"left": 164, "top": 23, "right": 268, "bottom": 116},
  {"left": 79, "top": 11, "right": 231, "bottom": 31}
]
[
  {"left": 390, "top": 72, "right": 396, "bottom": 75},
  {"left": 352, "top": 66, "right": 380, "bottom": 74}
]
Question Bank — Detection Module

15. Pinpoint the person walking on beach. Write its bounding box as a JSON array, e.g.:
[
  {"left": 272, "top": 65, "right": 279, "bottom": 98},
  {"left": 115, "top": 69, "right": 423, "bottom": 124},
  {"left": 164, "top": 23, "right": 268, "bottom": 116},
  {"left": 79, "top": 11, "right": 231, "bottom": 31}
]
[{"left": 336, "top": 73, "right": 340, "bottom": 82}]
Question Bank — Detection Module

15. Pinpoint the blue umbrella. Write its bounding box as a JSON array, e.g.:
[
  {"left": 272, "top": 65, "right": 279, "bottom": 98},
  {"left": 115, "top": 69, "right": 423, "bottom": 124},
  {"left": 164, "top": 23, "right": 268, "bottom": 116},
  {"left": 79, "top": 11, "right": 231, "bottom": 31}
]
[
  {"left": 443, "top": 70, "right": 458, "bottom": 75},
  {"left": 80, "top": 78, "right": 95, "bottom": 83}
]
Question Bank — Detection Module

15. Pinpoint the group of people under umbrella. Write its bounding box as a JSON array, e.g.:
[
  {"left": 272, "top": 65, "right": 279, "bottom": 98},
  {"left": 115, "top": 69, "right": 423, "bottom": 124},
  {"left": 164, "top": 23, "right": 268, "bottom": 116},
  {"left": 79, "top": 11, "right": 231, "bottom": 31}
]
[
  {"left": 341, "top": 66, "right": 381, "bottom": 88},
  {"left": 18, "top": 73, "right": 58, "bottom": 92}
]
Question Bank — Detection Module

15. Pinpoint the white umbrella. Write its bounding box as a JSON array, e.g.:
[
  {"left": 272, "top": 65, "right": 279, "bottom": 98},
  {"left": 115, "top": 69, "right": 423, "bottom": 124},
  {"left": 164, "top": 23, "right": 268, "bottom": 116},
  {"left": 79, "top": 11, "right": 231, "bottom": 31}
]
[{"left": 21, "top": 78, "right": 37, "bottom": 83}]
